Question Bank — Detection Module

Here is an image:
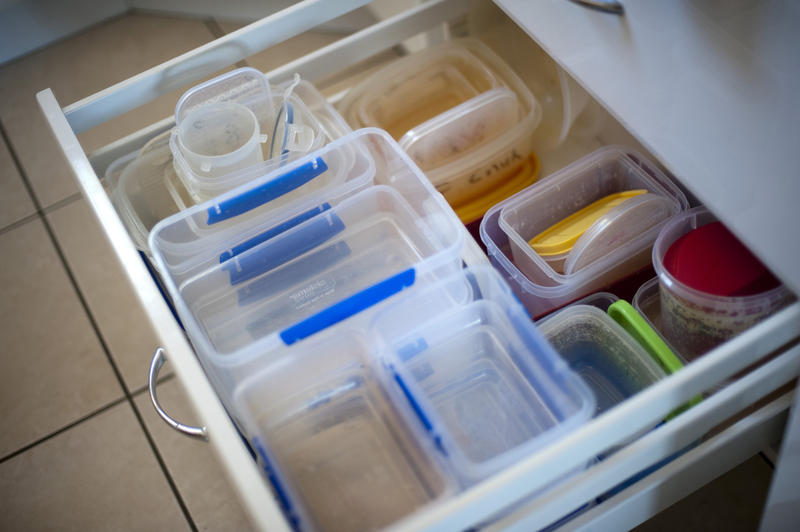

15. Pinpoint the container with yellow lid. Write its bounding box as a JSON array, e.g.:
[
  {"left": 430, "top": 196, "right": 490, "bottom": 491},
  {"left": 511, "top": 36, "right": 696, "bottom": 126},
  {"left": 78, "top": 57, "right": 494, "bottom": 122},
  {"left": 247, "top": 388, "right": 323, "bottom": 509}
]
[{"left": 481, "top": 146, "right": 689, "bottom": 318}]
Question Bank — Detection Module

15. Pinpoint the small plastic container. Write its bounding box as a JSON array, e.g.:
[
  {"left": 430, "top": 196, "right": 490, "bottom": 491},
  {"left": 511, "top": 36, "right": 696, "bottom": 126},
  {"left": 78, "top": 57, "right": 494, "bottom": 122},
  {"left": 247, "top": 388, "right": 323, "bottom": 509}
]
[
  {"left": 652, "top": 207, "right": 793, "bottom": 359},
  {"left": 537, "top": 305, "right": 666, "bottom": 420},
  {"left": 233, "top": 332, "right": 452, "bottom": 532},
  {"left": 176, "top": 101, "right": 265, "bottom": 177},
  {"left": 339, "top": 39, "right": 542, "bottom": 207},
  {"left": 482, "top": 146, "right": 688, "bottom": 318},
  {"left": 170, "top": 69, "right": 331, "bottom": 201},
  {"left": 373, "top": 267, "right": 596, "bottom": 484}
]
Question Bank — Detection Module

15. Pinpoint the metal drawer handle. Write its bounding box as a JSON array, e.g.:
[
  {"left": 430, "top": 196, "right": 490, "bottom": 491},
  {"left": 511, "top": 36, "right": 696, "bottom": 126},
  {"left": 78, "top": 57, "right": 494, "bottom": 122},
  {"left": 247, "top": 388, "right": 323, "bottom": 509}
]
[
  {"left": 568, "top": 0, "right": 624, "bottom": 14},
  {"left": 148, "top": 347, "right": 209, "bottom": 441}
]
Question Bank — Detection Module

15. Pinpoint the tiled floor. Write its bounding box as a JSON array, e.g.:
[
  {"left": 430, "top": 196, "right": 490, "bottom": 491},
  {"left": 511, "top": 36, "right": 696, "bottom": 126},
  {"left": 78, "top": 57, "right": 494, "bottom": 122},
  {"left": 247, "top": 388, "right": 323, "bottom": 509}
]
[{"left": 0, "top": 10, "right": 778, "bottom": 532}]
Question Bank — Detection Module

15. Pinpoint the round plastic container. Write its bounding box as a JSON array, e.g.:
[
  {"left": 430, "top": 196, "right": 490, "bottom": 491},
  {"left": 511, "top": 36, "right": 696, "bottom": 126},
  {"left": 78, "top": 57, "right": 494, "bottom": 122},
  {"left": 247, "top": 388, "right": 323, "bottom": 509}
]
[
  {"left": 176, "top": 101, "right": 265, "bottom": 178},
  {"left": 652, "top": 207, "right": 793, "bottom": 359}
]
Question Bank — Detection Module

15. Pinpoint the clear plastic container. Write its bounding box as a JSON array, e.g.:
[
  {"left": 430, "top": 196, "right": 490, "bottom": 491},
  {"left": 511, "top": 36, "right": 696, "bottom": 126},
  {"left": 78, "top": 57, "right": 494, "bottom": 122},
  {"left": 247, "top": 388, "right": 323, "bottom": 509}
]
[
  {"left": 338, "top": 39, "right": 541, "bottom": 207},
  {"left": 105, "top": 77, "right": 349, "bottom": 254},
  {"left": 149, "top": 130, "right": 465, "bottom": 398},
  {"left": 107, "top": 133, "right": 193, "bottom": 252},
  {"left": 233, "top": 332, "right": 452, "bottom": 532},
  {"left": 632, "top": 277, "right": 684, "bottom": 360},
  {"left": 537, "top": 305, "right": 666, "bottom": 419},
  {"left": 652, "top": 207, "right": 794, "bottom": 360},
  {"left": 481, "top": 146, "right": 688, "bottom": 317},
  {"left": 372, "top": 266, "right": 596, "bottom": 484},
  {"left": 170, "top": 69, "right": 333, "bottom": 201}
]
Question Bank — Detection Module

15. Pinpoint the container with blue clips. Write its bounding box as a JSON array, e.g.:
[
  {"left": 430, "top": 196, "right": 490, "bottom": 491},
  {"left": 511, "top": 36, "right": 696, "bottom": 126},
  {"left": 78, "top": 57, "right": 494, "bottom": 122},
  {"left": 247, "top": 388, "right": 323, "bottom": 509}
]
[{"left": 148, "top": 129, "right": 466, "bottom": 409}]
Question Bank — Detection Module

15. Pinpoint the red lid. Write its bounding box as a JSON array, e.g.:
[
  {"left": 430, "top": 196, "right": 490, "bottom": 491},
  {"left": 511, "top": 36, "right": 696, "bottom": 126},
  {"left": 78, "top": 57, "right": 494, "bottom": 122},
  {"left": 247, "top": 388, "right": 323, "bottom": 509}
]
[{"left": 663, "top": 222, "right": 780, "bottom": 297}]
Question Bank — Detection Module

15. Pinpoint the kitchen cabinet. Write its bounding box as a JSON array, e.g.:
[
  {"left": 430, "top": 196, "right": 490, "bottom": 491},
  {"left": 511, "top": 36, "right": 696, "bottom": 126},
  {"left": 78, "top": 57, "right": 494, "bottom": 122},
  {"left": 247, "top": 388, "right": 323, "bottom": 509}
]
[{"left": 37, "top": 1, "right": 800, "bottom": 530}]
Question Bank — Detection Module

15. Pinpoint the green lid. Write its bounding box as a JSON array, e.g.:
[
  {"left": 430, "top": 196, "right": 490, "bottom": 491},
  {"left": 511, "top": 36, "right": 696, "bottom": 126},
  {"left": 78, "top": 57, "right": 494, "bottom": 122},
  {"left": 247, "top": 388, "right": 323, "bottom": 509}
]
[{"left": 608, "top": 300, "right": 702, "bottom": 418}]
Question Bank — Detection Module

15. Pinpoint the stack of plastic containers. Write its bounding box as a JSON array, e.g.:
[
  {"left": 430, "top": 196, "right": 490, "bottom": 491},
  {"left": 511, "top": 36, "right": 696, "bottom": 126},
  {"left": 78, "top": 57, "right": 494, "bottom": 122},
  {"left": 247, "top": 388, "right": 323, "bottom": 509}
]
[
  {"left": 232, "top": 266, "right": 595, "bottom": 531},
  {"left": 338, "top": 39, "right": 542, "bottom": 218},
  {"left": 481, "top": 146, "right": 689, "bottom": 318},
  {"left": 106, "top": 68, "right": 352, "bottom": 254},
  {"left": 149, "top": 130, "right": 596, "bottom": 532}
]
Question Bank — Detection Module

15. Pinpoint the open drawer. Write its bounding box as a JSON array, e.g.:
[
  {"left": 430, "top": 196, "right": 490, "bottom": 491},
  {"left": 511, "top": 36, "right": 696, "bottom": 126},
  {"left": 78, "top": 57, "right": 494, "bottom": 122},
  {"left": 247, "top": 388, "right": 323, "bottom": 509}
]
[{"left": 37, "top": 1, "right": 800, "bottom": 530}]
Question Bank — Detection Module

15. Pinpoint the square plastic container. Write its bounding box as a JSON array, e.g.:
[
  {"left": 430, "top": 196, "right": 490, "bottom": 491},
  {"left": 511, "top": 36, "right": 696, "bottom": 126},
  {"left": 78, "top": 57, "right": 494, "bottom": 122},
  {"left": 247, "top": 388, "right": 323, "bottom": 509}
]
[
  {"left": 536, "top": 305, "right": 666, "bottom": 420},
  {"left": 170, "top": 69, "right": 340, "bottom": 201},
  {"left": 338, "top": 39, "right": 542, "bottom": 208},
  {"left": 149, "top": 130, "right": 465, "bottom": 401},
  {"left": 233, "top": 332, "right": 452, "bottom": 532},
  {"left": 372, "top": 267, "right": 596, "bottom": 484},
  {"left": 481, "top": 146, "right": 688, "bottom": 317}
]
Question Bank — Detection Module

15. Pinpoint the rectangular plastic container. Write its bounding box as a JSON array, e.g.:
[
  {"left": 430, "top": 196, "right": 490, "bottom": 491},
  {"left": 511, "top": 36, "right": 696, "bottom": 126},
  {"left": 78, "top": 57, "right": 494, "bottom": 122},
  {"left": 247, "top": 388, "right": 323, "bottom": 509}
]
[
  {"left": 536, "top": 305, "right": 666, "bottom": 420},
  {"left": 372, "top": 267, "right": 596, "bottom": 485},
  {"left": 338, "top": 39, "right": 541, "bottom": 208},
  {"left": 149, "top": 129, "right": 465, "bottom": 403},
  {"left": 233, "top": 331, "right": 452, "bottom": 532},
  {"left": 481, "top": 146, "right": 688, "bottom": 317}
]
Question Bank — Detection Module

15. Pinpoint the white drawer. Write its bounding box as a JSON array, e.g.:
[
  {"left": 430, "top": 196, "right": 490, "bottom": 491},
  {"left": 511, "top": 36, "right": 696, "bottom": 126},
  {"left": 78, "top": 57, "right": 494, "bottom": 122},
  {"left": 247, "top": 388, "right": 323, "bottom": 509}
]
[{"left": 37, "top": 1, "right": 800, "bottom": 530}]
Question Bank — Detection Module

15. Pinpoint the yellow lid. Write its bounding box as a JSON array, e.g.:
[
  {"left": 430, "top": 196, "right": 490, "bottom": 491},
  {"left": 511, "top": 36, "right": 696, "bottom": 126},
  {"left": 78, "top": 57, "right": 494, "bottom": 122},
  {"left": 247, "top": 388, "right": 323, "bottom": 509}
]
[
  {"left": 455, "top": 152, "right": 540, "bottom": 224},
  {"left": 529, "top": 189, "right": 648, "bottom": 256}
]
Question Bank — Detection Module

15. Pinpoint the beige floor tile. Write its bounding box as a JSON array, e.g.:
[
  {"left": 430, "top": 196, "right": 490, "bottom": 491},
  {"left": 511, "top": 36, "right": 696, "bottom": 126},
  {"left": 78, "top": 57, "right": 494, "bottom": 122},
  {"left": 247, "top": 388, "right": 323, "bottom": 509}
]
[
  {"left": 0, "top": 401, "right": 191, "bottom": 531},
  {"left": 46, "top": 198, "right": 162, "bottom": 391},
  {"left": 0, "top": 218, "right": 122, "bottom": 457},
  {"left": 0, "top": 134, "right": 35, "bottom": 229},
  {"left": 134, "top": 380, "right": 255, "bottom": 531},
  {"left": 633, "top": 455, "right": 772, "bottom": 531},
  {"left": 0, "top": 13, "right": 218, "bottom": 208}
]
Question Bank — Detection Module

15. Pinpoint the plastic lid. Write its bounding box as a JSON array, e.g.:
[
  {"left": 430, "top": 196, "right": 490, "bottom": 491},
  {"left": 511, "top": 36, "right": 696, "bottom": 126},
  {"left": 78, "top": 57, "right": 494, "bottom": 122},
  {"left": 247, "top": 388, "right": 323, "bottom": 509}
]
[
  {"left": 663, "top": 220, "right": 781, "bottom": 297},
  {"left": 564, "top": 193, "right": 675, "bottom": 274},
  {"left": 607, "top": 299, "right": 702, "bottom": 419},
  {"left": 529, "top": 189, "right": 647, "bottom": 256}
]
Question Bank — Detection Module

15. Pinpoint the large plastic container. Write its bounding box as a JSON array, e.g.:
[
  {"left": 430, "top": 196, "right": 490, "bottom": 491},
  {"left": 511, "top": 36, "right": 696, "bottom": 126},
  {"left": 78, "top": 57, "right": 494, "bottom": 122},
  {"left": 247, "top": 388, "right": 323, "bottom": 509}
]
[
  {"left": 652, "top": 207, "right": 793, "bottom": 359},
  {"left": 149, "top": 130, "right": 465, "bottom": 401},
  {"left": 233, "top": 331, "right": 453, "bottom": 532},
  {"left": 339, "top": 39, "right": 542, "bottom": 207},
  {"left": 170, "top": 69, "right": 339, "bottom": 201},
  {"left": 481, "top": 146, "right": 688, "bottom": 317},
  {"left": 372, "top": 267, "right": 596, "bottom": 485}
]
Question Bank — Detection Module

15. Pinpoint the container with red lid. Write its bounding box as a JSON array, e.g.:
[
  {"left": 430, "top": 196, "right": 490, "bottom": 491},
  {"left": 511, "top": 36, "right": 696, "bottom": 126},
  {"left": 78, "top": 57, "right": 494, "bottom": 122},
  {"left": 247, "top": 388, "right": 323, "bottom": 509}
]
[{"left": 652, "top": 207, "right": 793, "bottom": 359}]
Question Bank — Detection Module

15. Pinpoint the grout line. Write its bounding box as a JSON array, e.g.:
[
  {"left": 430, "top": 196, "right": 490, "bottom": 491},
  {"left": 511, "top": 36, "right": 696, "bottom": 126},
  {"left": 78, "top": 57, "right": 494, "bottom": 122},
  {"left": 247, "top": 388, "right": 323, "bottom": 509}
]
[
  {"left": 0, "top": 118, "right": 198, "bottom": 532},
  {"left": 0, "top": 396, "right": 128, "bottom": 464},
  {"left": 0, "top": 212, "right": 40, "bottom": 237},
  {"left": 131, "top": 372, "right": 176, "bottom": 398},
  {"left": 203, "top": 18, "right": 250, "bottom": 69},
  {"left": 42, "top": 192, "right": 83, "bottom": 214}
]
